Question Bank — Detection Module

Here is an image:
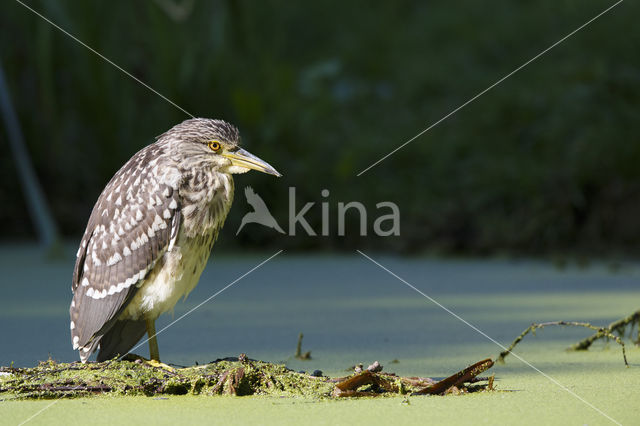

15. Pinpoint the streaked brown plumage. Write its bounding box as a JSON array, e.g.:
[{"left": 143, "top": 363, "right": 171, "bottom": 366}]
[{"left": 70, "top": 118, "right": 280, "bottom": 362}]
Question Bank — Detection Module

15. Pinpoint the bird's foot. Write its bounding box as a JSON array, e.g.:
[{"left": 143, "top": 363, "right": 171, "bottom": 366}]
[
  {"left": 144, "top": 359, "right": 175, "bottom": 372},
  {"left": 122, "top": 353, "right": 175, "bottom": 372}
]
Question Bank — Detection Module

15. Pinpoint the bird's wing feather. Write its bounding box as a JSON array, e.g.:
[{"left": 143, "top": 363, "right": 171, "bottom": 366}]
[{"left": 70, "top": 145, "right": 181, "bottom": 357}]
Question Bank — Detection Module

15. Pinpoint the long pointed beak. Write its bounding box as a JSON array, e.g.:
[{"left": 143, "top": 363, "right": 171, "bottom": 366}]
[{"left": 223, "top": 148, "right": 281, "bottom": 177}]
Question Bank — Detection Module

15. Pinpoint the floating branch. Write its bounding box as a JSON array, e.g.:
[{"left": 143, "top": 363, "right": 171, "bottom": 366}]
[
  {"left": 331, "top": 358, "right": 493, "bottom": 397},
  {"left": 498, "top": 321, "right": 628, "bottom": 367},
  {"left": 410, "top": 359, "right": 494, "bottom": 396}
]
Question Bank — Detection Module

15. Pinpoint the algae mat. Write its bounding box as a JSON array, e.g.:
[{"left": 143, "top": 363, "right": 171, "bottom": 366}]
[
  {"left": 1, "top": 247, "right": 639, "bottom": 424},
  {"left": 2, "top": 348, "right": 639, "bottom": 426}
]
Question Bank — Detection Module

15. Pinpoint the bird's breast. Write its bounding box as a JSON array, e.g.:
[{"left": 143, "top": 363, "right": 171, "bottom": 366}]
[{"left": 122, "top": 228, "right": 218, "bottom": 320}]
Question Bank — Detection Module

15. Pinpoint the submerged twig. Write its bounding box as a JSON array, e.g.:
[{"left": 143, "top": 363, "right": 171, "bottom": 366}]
[
  {"left": 294, "top": 333, "right": 312, "bottom": 360},
  {"left": 498, "top": 321, "right": 628, "bottom": 367},
  {"left": 571, "top": 310, "right": 640, "bottom": 351}
]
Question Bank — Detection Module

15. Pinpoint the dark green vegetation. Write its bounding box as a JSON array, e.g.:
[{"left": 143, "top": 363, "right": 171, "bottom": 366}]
[{"left": 1, "top": 1, "right": 639, "bottom": 255}]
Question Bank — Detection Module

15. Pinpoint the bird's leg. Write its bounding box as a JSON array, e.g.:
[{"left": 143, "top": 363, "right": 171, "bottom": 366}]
[
  {"left": 146, "top": 318, "right": 160, "bottom": 361},
  {"left": 142, "top": 318, "right": 173, "bottom": 371}
]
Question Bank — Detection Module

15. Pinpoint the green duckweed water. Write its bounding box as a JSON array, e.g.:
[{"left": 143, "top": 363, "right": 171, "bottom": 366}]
[{"left": 1, "top": 247, "right": 638, "bottom": 424}]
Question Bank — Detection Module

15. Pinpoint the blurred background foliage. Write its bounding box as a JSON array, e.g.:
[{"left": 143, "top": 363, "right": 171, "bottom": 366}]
[{"left": 0, "top": 0, "right": 639, "bottom": 256}]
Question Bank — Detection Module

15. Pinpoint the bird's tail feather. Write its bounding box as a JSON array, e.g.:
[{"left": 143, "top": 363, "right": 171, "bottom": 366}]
[
  {"left": 78, "top": 339, "right": 100, "bottom": 363},
  {"left": 96, "top": 319, "right": 147, "bottom": 362}
]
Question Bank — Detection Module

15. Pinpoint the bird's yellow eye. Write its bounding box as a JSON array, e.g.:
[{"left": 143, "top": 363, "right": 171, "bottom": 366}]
[{"left": 208, "top": 141, "right": 221, "bottom": 152}]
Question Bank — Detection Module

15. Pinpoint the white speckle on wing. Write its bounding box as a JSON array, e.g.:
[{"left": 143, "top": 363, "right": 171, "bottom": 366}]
[
  {"left": 73, "top": 335, "right": 80, "bottom": 349},
  {"left": 169, "top": 199, "right": 177, "bottom": 209},
  {"left": 123, "top": 246, "right": 131, "bottom": 256},
  {"left": 151, "top": 214, "right": 165, "bottom": 231},
  {"left": 91, "top": 250, "right": 102, "bottom": 266},
  {"left": 87, "top": 287, "right": 109, "bottom": 299},
  {"left": 82, "top": 277, "right": 90, "bottom": 287},
  {"left": 163, "top": 209, "right": 171, "bottom": 219},
  {"left": 107, "top": 252, "right": 122, "bottom": 266},
  {"left": 70, "top": 321, "right": 75, "bottom": 330}
]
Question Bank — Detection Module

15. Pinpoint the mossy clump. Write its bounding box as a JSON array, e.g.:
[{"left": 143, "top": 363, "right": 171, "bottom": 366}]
[
  {"left": 0, "top": 358, "right": 334, "bottom": 399},
  {"left": 0, "top": 356, "right": 494, "bottom": 400}
]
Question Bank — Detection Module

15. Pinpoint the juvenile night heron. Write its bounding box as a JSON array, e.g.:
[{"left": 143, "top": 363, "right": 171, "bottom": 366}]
[{"left": 70, "top": 118, "right": 280, "bottom": 363}]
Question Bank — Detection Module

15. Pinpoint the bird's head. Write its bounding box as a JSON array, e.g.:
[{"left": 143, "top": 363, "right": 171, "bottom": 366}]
[{"left": 160, "top": 118, "right": 281, "bottom": 177}]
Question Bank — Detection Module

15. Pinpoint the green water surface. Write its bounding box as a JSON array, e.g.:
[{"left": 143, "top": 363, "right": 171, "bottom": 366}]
[{"left": 1, "top": 246, "right": 638, "bottom": 425}]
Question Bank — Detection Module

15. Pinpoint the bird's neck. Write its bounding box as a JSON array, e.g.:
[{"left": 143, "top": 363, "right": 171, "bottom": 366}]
[{"left": 179, "top": 169, "right": 234, "bottom": 238}]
